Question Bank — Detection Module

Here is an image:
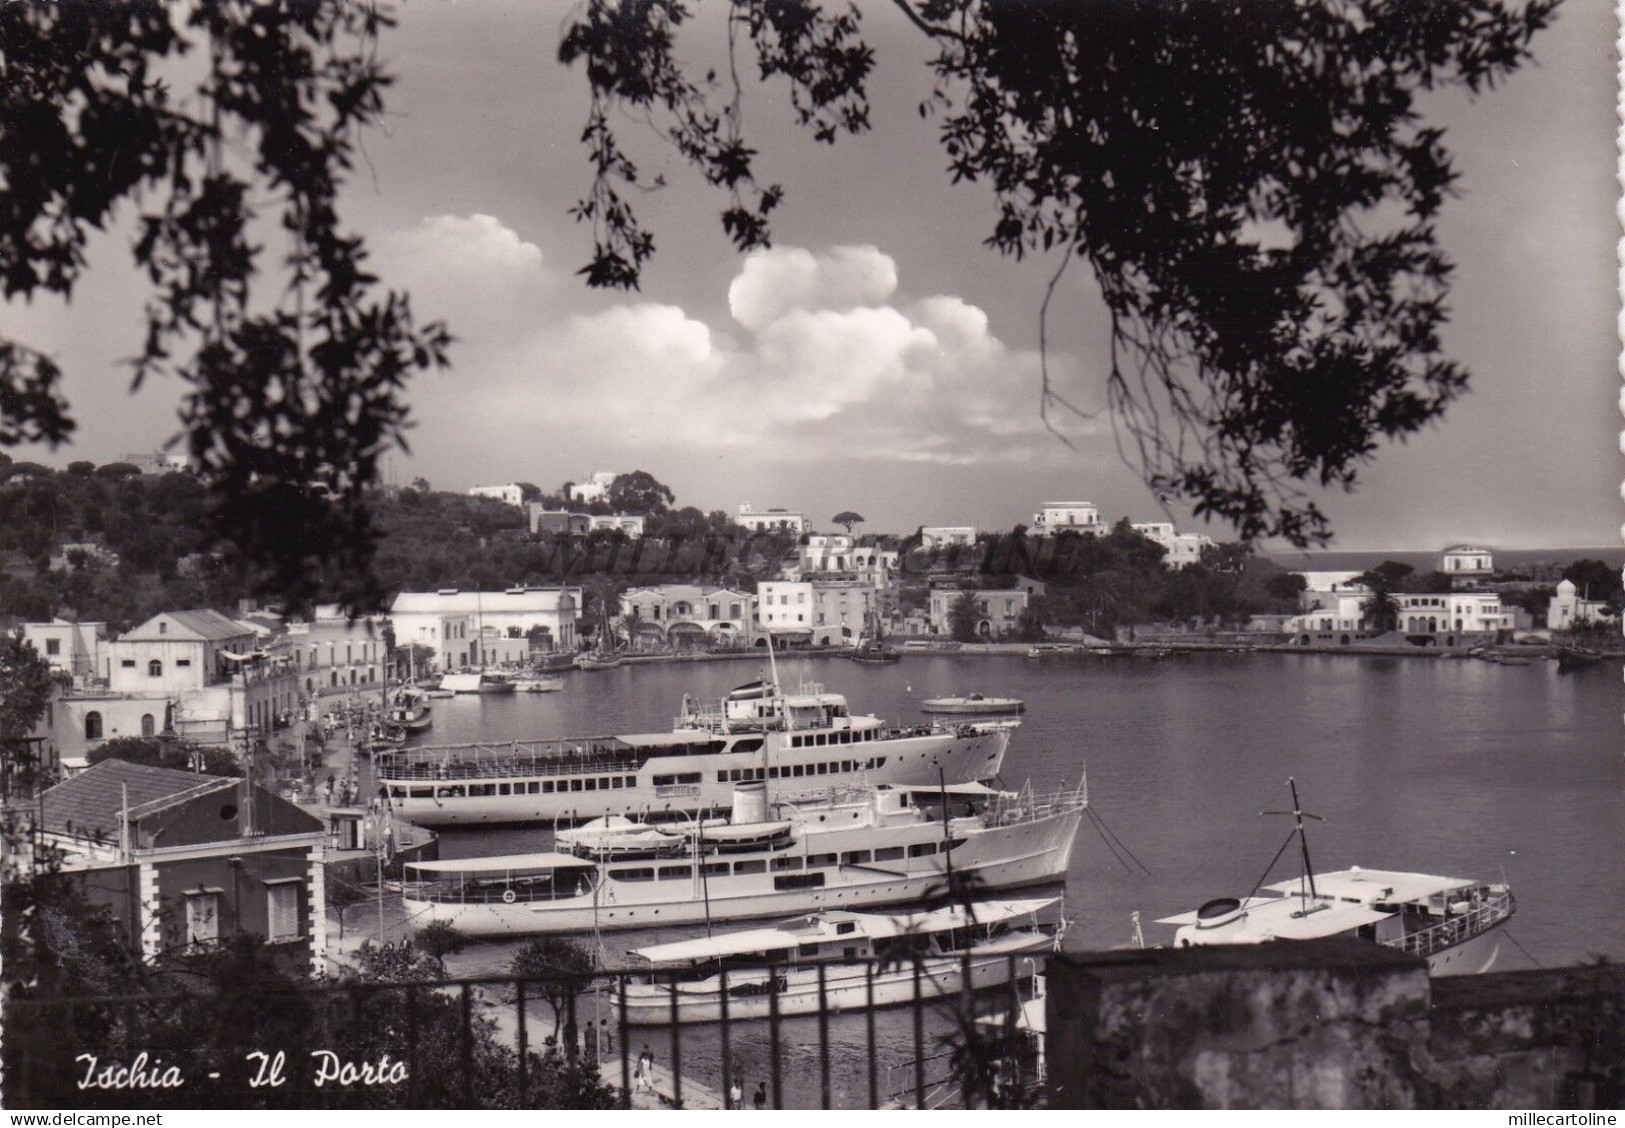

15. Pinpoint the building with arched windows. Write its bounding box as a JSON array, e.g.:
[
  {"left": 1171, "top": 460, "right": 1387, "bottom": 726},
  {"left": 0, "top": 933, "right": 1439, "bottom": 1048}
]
[{"left": 619, "top": 585, "right": 759, "bottom": 649}]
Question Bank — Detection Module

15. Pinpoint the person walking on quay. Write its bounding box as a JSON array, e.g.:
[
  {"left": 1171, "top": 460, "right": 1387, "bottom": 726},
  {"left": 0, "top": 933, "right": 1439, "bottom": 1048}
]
[
  {"left": 753, "top": 1081, "right": 767, "bottom": 1110},
  {"left": 635, "top": 1046, "right": 653, "bottom": 1095},
  {"left": 728, "top": 1079, "right": 742, "bottom": 1109}
]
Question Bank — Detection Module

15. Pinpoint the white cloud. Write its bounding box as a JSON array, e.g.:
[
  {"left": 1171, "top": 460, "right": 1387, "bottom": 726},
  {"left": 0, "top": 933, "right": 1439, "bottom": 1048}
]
[
  {"left": 387, "top": 218, "right": 1100, "bottom": 466},
  {"left": 390, "top": 213, "right": 544, "bottom": 276},
  {"left": 728, "top": 244, "right": 898, "bottom": 330}
]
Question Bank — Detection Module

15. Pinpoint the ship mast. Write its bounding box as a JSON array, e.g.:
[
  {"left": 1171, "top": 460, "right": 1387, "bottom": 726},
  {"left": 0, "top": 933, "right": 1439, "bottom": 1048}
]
[{"left": 1264, "top": 777, "right": 1323, "bottom": 912}]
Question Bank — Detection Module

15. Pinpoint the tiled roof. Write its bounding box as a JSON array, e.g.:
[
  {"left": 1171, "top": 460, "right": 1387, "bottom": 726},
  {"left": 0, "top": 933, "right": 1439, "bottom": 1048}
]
[
  {"left": 39, "top": 759, "right": 235, "bottom": 842},
  {"left": 122, "top": 609, "right": 254, "bottom": 642}
]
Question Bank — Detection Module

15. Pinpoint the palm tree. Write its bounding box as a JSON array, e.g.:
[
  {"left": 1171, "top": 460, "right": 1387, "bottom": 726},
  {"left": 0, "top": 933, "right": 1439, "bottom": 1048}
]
[{"left": 1361, "top": 586, "right": 1402, "bottom": 634}]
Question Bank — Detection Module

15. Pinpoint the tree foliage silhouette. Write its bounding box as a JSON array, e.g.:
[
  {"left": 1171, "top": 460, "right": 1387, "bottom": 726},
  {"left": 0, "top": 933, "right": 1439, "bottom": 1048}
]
[
  {"left": 559, "top": 0, "right": 1556, "bottom": 545},
  {"left": 1, "top": 1, "right": 450, "bottom": 611}
]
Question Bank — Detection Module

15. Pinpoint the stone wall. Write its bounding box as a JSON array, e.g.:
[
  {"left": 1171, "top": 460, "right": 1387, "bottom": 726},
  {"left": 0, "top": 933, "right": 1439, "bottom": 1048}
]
[{"left": 1045, "top": 939, "right": 1622, "bottom": 1109}]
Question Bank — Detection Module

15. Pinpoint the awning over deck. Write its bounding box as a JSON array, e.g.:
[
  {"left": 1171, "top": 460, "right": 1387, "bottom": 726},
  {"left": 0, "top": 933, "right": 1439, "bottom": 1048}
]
[{"left": 407, "top": 851, "right": 594, "bottom": 874}]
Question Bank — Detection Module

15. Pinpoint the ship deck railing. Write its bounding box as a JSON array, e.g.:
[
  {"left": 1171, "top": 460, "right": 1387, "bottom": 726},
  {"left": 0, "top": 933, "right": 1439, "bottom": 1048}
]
[
  {"left": 375, "top": 739, "right": 644, "bottom": 780},
  {"left": 982, "top": 780, "right": 1089, "bottom": 826},
  {"left": 379, "top": 754, "right": 643, "bottom": 782},
  {"left": 1385, "top": 890, "right": 1515, "bottom": 959}
]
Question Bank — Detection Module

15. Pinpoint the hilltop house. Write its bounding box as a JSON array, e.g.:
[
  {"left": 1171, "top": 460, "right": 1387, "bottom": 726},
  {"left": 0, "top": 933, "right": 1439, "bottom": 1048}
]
[
  {"left": 467, "top": 483, "right": 525, "bottom": 508},
  {"left": 1032, "top": 502, "right": 1103, "bottom": 537},
  {"left": 1130, "top": 522, "right": 1216, "bottom": 569},
  {"left": 1440, "top": 545, "right": 1495, "bottom": 588},
  {"left": 735, "top": 504, "right": 807, "bottom": 535},
  {"left": 568, "top": 471, "right": 620, "bottom": 504}
]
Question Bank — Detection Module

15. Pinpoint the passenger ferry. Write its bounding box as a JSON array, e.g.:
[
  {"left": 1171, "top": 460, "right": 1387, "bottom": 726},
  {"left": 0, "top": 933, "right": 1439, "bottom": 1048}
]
[
  {"left": 375, "top": 680, "right": 1014, "bottom": 826},
  {"left": 619, "top": 897, "right": 1063, "bottom": 1024},
  {"left": 400, "top": 779, "right": 1085, "bottom": 937}
]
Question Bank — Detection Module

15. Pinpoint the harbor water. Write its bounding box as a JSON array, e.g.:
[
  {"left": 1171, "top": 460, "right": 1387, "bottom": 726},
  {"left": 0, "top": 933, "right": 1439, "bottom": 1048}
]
[{"left": 404, "top": 652, "right": 1625, "bottom": 1105}]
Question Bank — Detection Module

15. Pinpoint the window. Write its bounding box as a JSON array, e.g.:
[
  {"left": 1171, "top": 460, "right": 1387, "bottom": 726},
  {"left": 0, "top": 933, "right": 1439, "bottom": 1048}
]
[
  {"left": 658, "top": 865, "right": 692, "bottom": 881},
  {"left": 141, "top": 714, "right": 155, "bottom": 737},
  {"left": 266, "top": 882, "right": 300, "bottom": 943},
  {"left": 176, "top": 658, "right": 191, "bottom": 668},
  {"left": 908, "top": 842, "right": 939, "bottom": 857},
  {"left": 771, "top": 856, "right": 804, "bottom": 872},
  {"left": 185, "top": 892, "right": 220, "bottom": 946},
  {"left": 611, "top": 868, "right": 654, "bottom": 882},
  {"left": 45, "top": 638, "right": 60, "bottom": 656},
  {"left": 841, "top": 850, "right": 871, "bottom": 866},
  {"left": 121, "top": 659, "right": 135, "bottom": 668},
  {"left": 806, "top": 853, "right": 836, "bottom": 867},
  {"left": 874, "top": 846, "right": 905, "bottom": 862},
  {"left": 732, "top": 860, "right": 766, "bottom": 875},
  {"left": 84, "top": 712, "right": 103, "bottom": 740},
  {"left": 148, "top": 659, "right": 163, "bottom": 677},
  {"left": 775, "top": 872, "right": 826, "bottom": 891}
]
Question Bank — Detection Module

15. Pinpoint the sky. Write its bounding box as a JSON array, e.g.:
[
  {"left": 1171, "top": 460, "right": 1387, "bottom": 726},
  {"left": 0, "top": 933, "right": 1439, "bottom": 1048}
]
[{"left": 6, "top": 0, "right": 1619, "bottom": 551}]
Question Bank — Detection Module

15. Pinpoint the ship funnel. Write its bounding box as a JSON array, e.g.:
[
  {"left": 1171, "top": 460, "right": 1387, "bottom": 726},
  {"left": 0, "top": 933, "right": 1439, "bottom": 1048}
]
[{"left": 731, "top": 781, "right": 768, "bottom": 825}]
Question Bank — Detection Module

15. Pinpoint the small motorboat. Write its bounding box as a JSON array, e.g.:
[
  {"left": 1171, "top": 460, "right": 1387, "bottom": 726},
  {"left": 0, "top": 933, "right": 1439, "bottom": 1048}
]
[
  {"left": 920, "top": 693, "right": 1025, "bottom": 715},
  {"left": 440, "top": 672, "right": 517, "bottom": 694},
  {"left": 515, "top": 676, "right": 564, "bottom": 693},
  {"left": 576, "top": 653, "right": 626, "bottom": 671}
]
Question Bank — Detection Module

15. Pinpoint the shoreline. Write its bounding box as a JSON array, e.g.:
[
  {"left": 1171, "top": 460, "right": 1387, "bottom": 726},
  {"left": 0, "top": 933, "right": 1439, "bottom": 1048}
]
[{"left": 575, "top": 640, "right": 1621, "bottom": 667}]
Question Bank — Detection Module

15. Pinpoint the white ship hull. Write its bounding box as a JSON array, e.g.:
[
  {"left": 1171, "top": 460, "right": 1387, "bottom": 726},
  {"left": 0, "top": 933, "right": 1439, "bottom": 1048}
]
[
  {"left": 620, "top": 933, "right": 1053, "bottom": 1024},
  {"left": 382, "top": 726, "right": 1011, "bottom": 827},
  {"left": 1423, "top": 916, "right": 1506, "bottom": 976},
  {"left": 403, "top": 804, "right": 1078, "bottom": 938}
]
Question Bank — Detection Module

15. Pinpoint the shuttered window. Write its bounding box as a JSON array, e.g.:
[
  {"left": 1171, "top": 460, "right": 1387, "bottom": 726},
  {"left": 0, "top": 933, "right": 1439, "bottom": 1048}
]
[
  {"left": 266, "top": 882, "right": 300, "bottom": 943},
  {"left": 185, "top": 893, "right": 219, "bottom": 946}
]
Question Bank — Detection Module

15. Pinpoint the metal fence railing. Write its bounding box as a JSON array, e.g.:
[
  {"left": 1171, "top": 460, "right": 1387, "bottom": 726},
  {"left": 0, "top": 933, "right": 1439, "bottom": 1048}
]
[{"left": 3, "top": 953, "right": 1049, "bottom": 1110}]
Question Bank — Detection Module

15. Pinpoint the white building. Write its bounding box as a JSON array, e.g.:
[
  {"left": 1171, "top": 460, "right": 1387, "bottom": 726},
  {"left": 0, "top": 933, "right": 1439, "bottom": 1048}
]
[
  {"left": 1547, "top": 579, "right": 1615, "bottom": 630},
  {"left": 389, "top": 587, "right": 581, "bottom": 670},
  {"left": 1440, "top": 545, "right": 1494, "bottom": 582},
  {"left": 285, "top": 614, "right": 386, "bottom": 698},
  {"left": 1283, "top": 589, "right": 1512, "bottom": 641},
  {"left": 467, "top": 484, "right": 525, "bottom": 508},
  {"left": 919, "top": 526, "right": 977, "bottom": 548},
  {"left": 620, "top": 584, "right": 757, "bottom": 649},
  {"left": 108, "top": 610, "right": 263, "bottom": 695},
  {"left": 1032, "top": 502, "right": 1103, "bottom": 537},
  {"left": 51, "top": 609, "right": 302, "bottom": 765},
  {"left": 1131, "top": 522, "right": 1216, "bottom": 569},
  {"left": 22, "top": 619, "right": 109, "bottom": 681},
  {"left": 927, "top": 587, "right": 1030, "bottom": 639},
  {"left": 793, "top": 535, "right": 900, "bottom": 589},
  {"left": 758, "top": 580, "right": 878, "bottom": 644},
  {"left": 736, "top": 504, "right": 807, "bottom": 535},
  {"left": 569, "top": 471, "right": 620, "bottom": 504},
  {"left": 1396, "top": 593, "right": 1512, "bottom": 635}
]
